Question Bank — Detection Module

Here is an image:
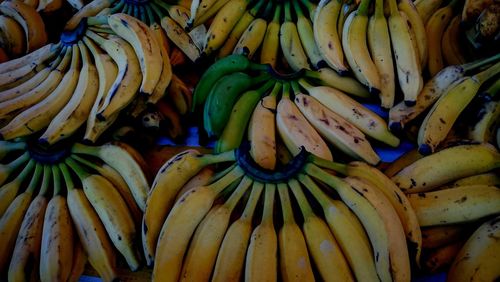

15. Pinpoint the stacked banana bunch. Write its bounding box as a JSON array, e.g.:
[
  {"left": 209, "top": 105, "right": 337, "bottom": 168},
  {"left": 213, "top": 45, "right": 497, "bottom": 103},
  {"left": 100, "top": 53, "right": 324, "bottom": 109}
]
[
  {"left": 386, "top": 142, "right": 500, "bottom": 280},
  {"left": 192, "top": 55, "right": 399, "bottom": 167},
  {"left": 0, "top": 12, "right": 183, "bottom": 144},
  {"left": 144, "top": 143, "right": 424, "bottom": 282},
  {"left": 0, "top": 140, "right": 150, "bottom": 282},
  {"left": 0, "top": 0, "right": 48, "bottom": 60}
]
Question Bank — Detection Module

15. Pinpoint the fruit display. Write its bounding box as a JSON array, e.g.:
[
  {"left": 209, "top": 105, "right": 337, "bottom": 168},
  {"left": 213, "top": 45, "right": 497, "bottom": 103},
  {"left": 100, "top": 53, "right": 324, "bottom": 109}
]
[
  {"left": 0, "top": 0, "right": 499, "bottom": 280},
  {"left": 0, "top": 140, "right": 149, "bottom": 282}
]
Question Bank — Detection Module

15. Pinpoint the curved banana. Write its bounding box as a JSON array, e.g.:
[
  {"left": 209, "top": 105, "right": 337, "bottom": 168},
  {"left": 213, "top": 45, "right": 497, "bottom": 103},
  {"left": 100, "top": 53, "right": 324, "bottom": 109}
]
[
  {"left": 37, "top": 0, "right": 64, "bottom": 13},
  {"left": 415, "top": 0, "right": 443, "bottom": 24},
  {"left": 448, "top": 216, "right": 500, "bottom": 281},
  {"left": 304, "top": 68, "right": 370, "bottom": 98},
  {"left": 192, "top": 0, "right": 231, "bottom": 27},
  {"left": 259, "top": 3, "right": 281, "bottom": 67},
  {"left": 161, "top": 16, "right": 201, "bottom": 62},
  {"left": 392, "top": 143, "right": 500, "bottom": 193},
  {"left": 314, "top": 0, "right": 348, "bottom": 74},
  {"left": 280, "top": 0, "right": 310, "bottom": 71},
  {"left": 442, "top": 15, "right": 465, "bottom": 65},
  {"left": 276, "top": 83, "right": 332, "bottom": 161},
  {"left": 468, "top": 99, "right": 500, "bottom": 142},
  {"left": 0, "top": 44, "right": 80, "bottom": 140},
  {"left": 293, "top": 0, "right": 325, "bottom": 69},
  {"left": 0, "top": 159, "right": 35, "bottom": 217},
  {"left": 147, "top": 23, "right": 172, "bottom": 104},
  {"left": 0, "top": 42, "right": 59, "bottom": 75},
  {"left": 399, "top": 0, "right": 428, "bottom": 68},
  {"left": 0, "top": 151, "right": 29, "bottom": 186},
  {"left": 408, "top": 185, "right": 500, "bottom": 226},
  {"left": 233, "top": 8, "right": 268, "bottom": 59},
  {"left": 64, "top": 0, "right": 114, "bottom": 31},
  {"left": 0, "top": 15, "right": 25, "bottom": 57}
]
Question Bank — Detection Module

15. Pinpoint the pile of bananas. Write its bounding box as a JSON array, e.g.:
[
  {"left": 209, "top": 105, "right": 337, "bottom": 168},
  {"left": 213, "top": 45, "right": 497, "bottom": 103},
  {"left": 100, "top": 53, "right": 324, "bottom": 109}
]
[
  {"left": 193, "top": 55, "right": 399, "bottom": 167},
  {"left": 0, "top": 0, "right": 48, "bottom": 60},
  {"left": 0, "top": 139, "right": 150, "bottom": 282},
  {"left": 144, "top": 142, "right": 424, "bottom": 281},
  {"left": 0, "top": 12, "right": 180, "bottom": 144}
]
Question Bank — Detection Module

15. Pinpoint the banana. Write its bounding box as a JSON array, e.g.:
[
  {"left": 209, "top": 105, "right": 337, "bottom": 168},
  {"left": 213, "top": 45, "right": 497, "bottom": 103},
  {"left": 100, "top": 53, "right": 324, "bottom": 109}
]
[
  {"left": 216, "top": 80, "right": 275, "bottom": 153},
  {"left": 448, "top": 216, "right": 500, "bottom": 281},
  {"left": 61, "top": 163, "right": 117, "bottom": 282},
  {"left": 367, "top": 0, "right": 395, "bottom": 108},
  {"left": 0, "top": 151, "right": 29, "bottom": 186},
  {"left": 259, "top": 3, "right": 281, "bottom": 68},
  {"left": 280, "top": 0, "right": 310, "bottom": 71},
  {"left": 68, "top": 238, "right": 87, "bottom": 282},
  {"left": 152, "top": 165, "right": 244, "bottom": 282},
  {"left": 0, "top": 0, "right": 47, "bottom": 52},
  {"left": 147, "top": 22, "right": 172, "bottom": 105},
  {"left": 175, "top": 166, "right": 215, "bottom": 202},
  {"left": 0, "top": 44, "right": 81, "bottom": 140},
  {"left": 0, "top": 159, "right": 35, "bottom": 217},
  {"left": 166, "top": 74, "right": 191, "bottom": 115},
  {"left": 66, "top": 158, "right": 140, "bottom": 271},
  {"left": 204, "top": 72, "right": 268, "bottom": 137},
  {"left": 0, "top": 42, "right": 59, "bottom": 75},
  {"left": 82, "top": 36, "right": 119, "bottom": 144},
  {"left": 143, "top": 149, "right": 234, "bottom": 265},
  {"left": 415, "top": 0, "right": 443, "bottom": 24},
  {"left": 247, "top": 82, "right": 280, "bottom": 170},
  {"left": 8, "top": 165, "right": 50, "bottom": 282},
  {"left": 296, "top": 174, "right": 378, "bottom": 282},
  {"left": 151, "top": 0, "right": 190, "bottom": 29},
  {"left": 447, "top": 172, "right": 500, "bottom": 188},
  {"left": 276, "top": 83, "right": 333, "bottom": 161},
  {"left": 0, "top": 56, "right": 48, "bottom": 91},
  {"left": 417, "top": 61, "right": 500, "bottom": 154},
  {"left": 344, "top": 176, "right": 411, "bottom": 282},
  {"left": 0, "top": 15, "right": 25, "bottom": 57},
  {"left": 160, "top": 16, "right": 201, "bottom": 62},
  {"left": 277, "top": 183, "right": 315, "bottom": 282},
  {"left": 212, "top": 181, "right": 263, "bottom": 281},
  {"left": 342, "top": 0, "right": 381, "bottom": 94},
  {"left": 304, "top": 68, "right": 370, "bottom": 98},
  {"left": 85, "top": 31, "right": 142, "bottom": 122},
  {"left": 40, "top": 42, "right": 99, "bottom": 145},
  {"left": 408, "top": 185, "right": 500, "bottom": 226},
  {"left": 468, "top": 99, "right": 500, "bottom": 143},
  {"left": 66, "top": 0, "right": 83, "bottom": 9},
  {"left": 425, "top": 0, "right": 458, "bottom": 76},
  {"left": 388, "top": 0, "right": 423, "bottom": 105},
  {"left": 422, "top": 224, "right": 468, "bottom": 248},
  {"left": 295, "top": 93, "right": 380, "bottom": 164},
  {"left": 0, "top": 140, "right": 26, "bottom": 160},
  {"left": 107, "top": 13, "right": 161, "bottom": 95},
  {"left": 392, "top": 143, "right": 500, "bottom": 193},
  {"left": 0, "top": 162, "right": 42, "bottom": 272},
  {"left": 314, "top": 0, "right": 348, "bottom": 74},
  {"left": 71, "top": 154, "right": 142, "bottom": 226},
  {"left": 292, "top": 0, "right": 324, "bottom": 69},
  {"left": 442, "top": 15, "right": 466, "bottom": 66},
  {"left": 217, "top": 0, "right": 263, "bottom": 59},
  {"left": 424, "top": 240, "right": 465, "bottom": 273},
  {"left": 37, "top": 0, "right": 63, "bottom": 13},
  {"left": 244, "top": 183, "right": 278, "bottom": 282},
  {"left": 71, "top": 142, "right": 149, "bottom": 212},
  {"left": 288, "top": 179, "right": 353, "bottom": 282},
  {"left": 180, "top": 176, "right": 252, "bottom": 281},
  {"left": 384, "top": 149, "right": 424, "bottom": 177},
  {"left": 299, "top": 79, "right": 400, "bottom": 147},
  {"left": 399, "top": 0, "right": 428, "bottom": 68},
  {"left": 64, "top": 0, "right": 114, "bottom": 31},
  {"left": 155, "top": 99, "right": 186, "bottom": 140},
  {"left": 302, "top": 167, "right": 392, "bottom": 282},
  {"left": 192, "top": 0, "right": 231, "bottom": 27},
  {"left": 0, "top": 48, "right": 70, "bottom": 120},
  {"left": 388, "top": 54, "right": 500, "bottom": 131},
  {"left": 232, "top": 2, "right": 270, "bottom": 59},
  {"left": 39, "top": 165, "right": 74, "bottom": 282},
  {"left": 202, "top": 0, "right": 250, "bottom": 56}
]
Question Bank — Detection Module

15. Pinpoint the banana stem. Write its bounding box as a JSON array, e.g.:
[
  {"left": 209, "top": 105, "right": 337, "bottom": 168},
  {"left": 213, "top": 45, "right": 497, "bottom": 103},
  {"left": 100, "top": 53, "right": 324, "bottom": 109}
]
[
  {"left": 461, "top": 53, "right": 500, "bottom": 72},
  {"left": 278, "top": 183, "right": 294, "bottom": 224},
  {"left": 241, "top": 181, "right": 264, "bottom": 220},
  {"left": 284, "top": 0, "right": 292, "bottom": 22},
  {"left": 474, "top": 61, "right": 500, "bottom": 84},
  {"left": 0, "top": 140, "right": 26, "bottom": 152},
  {"left": 272, "top": 2, "right": 282, "bottom": 23},
  {"left": 52, "top": 165, "right": 62, "bottom": 197},
  {"left": 110, "top": 0, "right": 125, "bottom": 14},
  {"left": 308, "top": 155, "right": 349, "bottom": 175},
  {"left": 288, "top": 179, "right": 315, "bottom": 218},
  {"left": 85, "top": 30, "right": 106, "bottom": 46},
  {"left": 261, "top": 183, "right": 276, "bottom": 225},
  {"left": 26, "top": 163, "right": 43, "bottom": 194},
  {"left": 38, "top": 165, "right": 51, "bottom": 196},
  {"left": 65, "top": 158, "right": 91, "bottom": 181},
  {"left": 358, "top": 0, "right": 372, "bottom": 16},
  {"left": 374, "top": 0, "right": 384, "bottom": 17},
  {"left": 152, "top": 0, "right": 172, "bottom": 12},
  {"left": 6, "top": 151, "right": 30, "bottom": 171},
  {"left": 298, "top": 78, "right": 314, "bottom": 92},
  {"left": 262, "top": 1, "right": 275, "bottom": 20},
  {"left": 59, "top": 163, "right": 75, "bottom": 191},
  {"left": 291, "top": 80, "right": 302, "bottom": 95},
  {"left": 88, "top": 26, "right": 115, "bottom": 34},
  {"left": 149, "top": 2, "right": 166, "bottom": 19},
  {"left": 200, "top": 150, "right": 237, "bottom": 166},
  {"left": 224, "top": 176, "right": 253, "bottom": 210},
  {"left": 144, "top": 4, "right": 156, "bottom": 26},
  {"left": 482, "top": 78, "right": 500, "bottom": 97},
  {"left": 297, "top": 173, "right": 330, "bottom": 208},
  {"left": 87, "top": 15, "right": 109, "bottom": 26},
  {"left": 304, "top": 163, "right": 346, "bottom": 190},
  {"left": 249, "top": 0, "right": 266, "bottom": 17},
  {"left": 70, "top": 155, "right": 100, "bottom": 172},
  {"left": 388, "top": 0, "right": 398, "bottom": 16},
  {"left": 249, "top": 62, "right": 272, "bottom": 72},
  {"left": 292, "top": 0, "right": 305, "bottom": 19},
  {"left": 15, "top": 159, "right": 36, "bottom": 183},
  {"left": 299, "top": 0, "right": 316, "bottom": 16},
  {"left": 270, "top": 81, "right": 283, "bottom": 97},
  {"left": 71, "top": 143, "right": 99, "bottom": 157},
  {"left": 256, "top": 80, "right": 276, "bottom": 95},
  {"left": 211, "top": 163, "right": 237, "bottom": 183},
  {"left": 282, "top": 82, "right": 291, "bottom": 99},
  {"left": 207, "top": 165, "right": 245, "bottom": 195}
]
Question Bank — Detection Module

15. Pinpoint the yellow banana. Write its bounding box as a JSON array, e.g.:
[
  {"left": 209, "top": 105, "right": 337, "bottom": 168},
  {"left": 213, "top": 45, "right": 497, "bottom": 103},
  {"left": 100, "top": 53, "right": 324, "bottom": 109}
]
[
  {"left": 422, "top": 224, "right": 468, "bottom": 248},
  {"left": 147, "top": 23, "right": 172, "bottom": 105},
  {"left": 175, "top": 166, "right": 215, "bottom": 202},
  {"left": 424, "top": 240, "right": 464, "bottom": 273},
  {"left": 442, "top": 15, "right": 466, "bottom": 65},
  {"left": 415, "top": 0, "right": 444, "bottom": 24},
  {"left": 0, "top": 14, "right": 25, "bottom": 57},
  {"left": 64, "top": 0, "right": 113, "bottom": 31},
  {"left": 304, "top": 67, "right": 370, "bottom": 98},
  {"left": 0, "top": 159, "right": 35, "bottom": 217},
  {"left": 280, "top": 0, "right": 310, "bottom": 71},
  {"left": 293, "top": 0, "right": 325, "bottom": 69},
  {"left": 399, "top": 0, "right": 428, "bottom": 68},
  {"left": 447, "top": 172, "right": 500, "bottom": 188},
  {"left": 259, "top": 3, "right": 281, "bottom": 68},
  {"left": 233, "top": 16, "right": 267, "bottom": 59},
  {"left": 192, "top": 0, "right": 231, "bottom": 27},
  {"left": 161, "top": 16, "right": 201, "bottom": 62},
  {"left": 0, "top": 42, "right": 59, "bottom": 75}
]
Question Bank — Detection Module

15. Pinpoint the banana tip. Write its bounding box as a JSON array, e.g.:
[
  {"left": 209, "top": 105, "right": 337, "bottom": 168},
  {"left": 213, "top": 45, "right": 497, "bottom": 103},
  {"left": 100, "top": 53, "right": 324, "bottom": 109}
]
[{"left": 418, "top": 144, "right": 433, "bottom": 156}]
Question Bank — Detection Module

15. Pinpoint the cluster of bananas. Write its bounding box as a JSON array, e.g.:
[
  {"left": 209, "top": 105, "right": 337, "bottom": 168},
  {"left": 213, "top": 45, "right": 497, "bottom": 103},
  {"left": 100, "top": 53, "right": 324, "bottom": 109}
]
[
  {"left": 0, "top": 0, "right": 48, "bottom": 60},
  {"left": 193, "top": 55, "right": 399, "bottom": 167},
  {"left": 144, "top": 143, "right": 424, "bottom": 281},
  {"left": 385, "top": 143, "right": 500, "bottom": 280},
  {"left": 0, "top": 139, "right": 150, "bottom": 282},
  {"left": 0, "top": 12, "right": 180, "bottom": 144}
]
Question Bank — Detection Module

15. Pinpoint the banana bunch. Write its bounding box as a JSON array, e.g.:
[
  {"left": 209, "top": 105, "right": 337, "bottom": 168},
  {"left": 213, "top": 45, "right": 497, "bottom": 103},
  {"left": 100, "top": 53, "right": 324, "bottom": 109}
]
[
  {"left": 146, "top": 142, "right": 420, "bottom": 281},
  {"left": 0, "top": 13, "right": 183, "bottom": 145},
  {"left": 193, "top": 55, "right": 399, "bottom": 168},
  {"left": 0, "top": 0, "right": 47, "bottom": 58},
  {"left": 0, "top": 139, "right": 149, "bottom": 281}
]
